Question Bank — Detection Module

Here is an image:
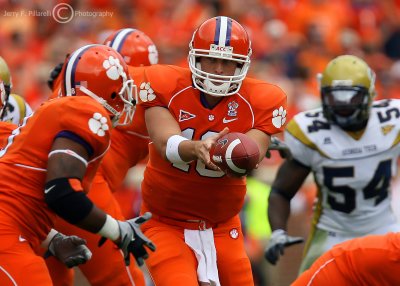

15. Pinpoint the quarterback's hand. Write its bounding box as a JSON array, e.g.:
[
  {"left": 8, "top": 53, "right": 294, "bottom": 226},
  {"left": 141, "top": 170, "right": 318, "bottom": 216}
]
[
  {"left": 266, "top": 137, "right": 292, "bottom": 160},
  {"left": 264, "top": 229, "right": 303, "bottom": 265},
  {"left": 47, "top": 233, "right": 92, "bottom": 268},
  {"left": 114, "top": 212, "right": 156, "bottom": 266},
  {"left": 47, "top": 62, "right": 64, "bottom": 90},
  {"left": 198, "top": 127, "right": 229, "bottom": 171}
]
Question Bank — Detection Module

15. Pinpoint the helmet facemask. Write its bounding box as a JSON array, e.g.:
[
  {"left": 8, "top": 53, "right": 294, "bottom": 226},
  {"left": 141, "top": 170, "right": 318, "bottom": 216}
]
[
  {"left": 188, "top": 45, "right": 251, "bottom": 97},
  {"left": 79, "top": 77, "right": 136, "bottom": 127},
  {"left": 322, "top": 85, "right": 371, "bottom": 131}
]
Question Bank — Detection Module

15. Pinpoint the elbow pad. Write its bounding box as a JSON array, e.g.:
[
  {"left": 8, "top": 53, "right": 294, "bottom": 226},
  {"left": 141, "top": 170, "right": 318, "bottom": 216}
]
[{"left": 44, "top": 178, "right": 93, "bottom": 224}]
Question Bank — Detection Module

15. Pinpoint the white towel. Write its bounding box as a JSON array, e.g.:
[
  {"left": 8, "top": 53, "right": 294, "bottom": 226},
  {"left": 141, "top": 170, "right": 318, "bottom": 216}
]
[{"left": 184, "top": 228, "right": 221, "bottom": 286}]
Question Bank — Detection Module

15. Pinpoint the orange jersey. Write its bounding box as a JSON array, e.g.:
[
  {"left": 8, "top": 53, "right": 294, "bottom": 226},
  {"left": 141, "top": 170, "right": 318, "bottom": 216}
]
[
  {"left": 0, "top": 121, "right": 17, "bottom": 147},
  {"left": 0, "top": 96, "right": 111, "bottom": 248},
  {"left": 98, "top": 102, "right": 150, "bottom": 192},
  {"left": 134, "top": 65, "right": 287, "bottom": 223}
]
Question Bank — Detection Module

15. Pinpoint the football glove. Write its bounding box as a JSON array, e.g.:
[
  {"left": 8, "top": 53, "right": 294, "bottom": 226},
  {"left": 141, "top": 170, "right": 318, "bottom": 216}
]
[
  {"left": 266, "top": 137, "right": 292, "bottom": 160},
  {"left": 99, "top": 212, "right": 156, "bottom": 266},
  {"left": 264, "top": 229, "right": 303, "bottom": 265},
  {"left": 47, "top": 232, "right": 92, "bottom": 268}
]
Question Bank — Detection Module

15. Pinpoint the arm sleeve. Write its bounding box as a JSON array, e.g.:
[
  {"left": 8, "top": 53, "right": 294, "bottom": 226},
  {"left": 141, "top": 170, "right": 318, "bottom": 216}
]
[{"left": 252, "top": 84, "right": 288, "bottom": 135}]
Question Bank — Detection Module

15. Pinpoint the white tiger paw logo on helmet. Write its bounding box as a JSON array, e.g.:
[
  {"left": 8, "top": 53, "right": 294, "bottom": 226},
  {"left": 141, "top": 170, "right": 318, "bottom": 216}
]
[
  {"left": 272, "top": 106, "right": 287, "bottom": 128},
  {"left": 103, "top": 56, "right": 127, "bottom": 81},
  {"left": 148, "top": 45, "right": 159, "bottom": 65},
  {"left": 88, "top": 113, "right": 109, "bottom": 137},
  {"left": 139, "top": 82, "right": 156, "bottom": 102}
]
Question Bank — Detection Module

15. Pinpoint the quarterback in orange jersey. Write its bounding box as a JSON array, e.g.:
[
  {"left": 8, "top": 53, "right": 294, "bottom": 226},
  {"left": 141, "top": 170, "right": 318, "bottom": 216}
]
[
  {"left": 134, "top": 16, "right": 287, "bottom": 285},
  {"left": 0, "top": 44, "right": 155, "bottom": 286},
  {"left": 46, "top": 28, "right": 158, "bottom": 286},
  {"left": 292, "top": 232, "right": 400, "bottom": 286}
]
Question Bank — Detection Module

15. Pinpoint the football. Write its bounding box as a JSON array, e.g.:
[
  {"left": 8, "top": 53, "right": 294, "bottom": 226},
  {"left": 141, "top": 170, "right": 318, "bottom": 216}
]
[{"left": 210, "top": 132, "right": 260, "bottom": 177}]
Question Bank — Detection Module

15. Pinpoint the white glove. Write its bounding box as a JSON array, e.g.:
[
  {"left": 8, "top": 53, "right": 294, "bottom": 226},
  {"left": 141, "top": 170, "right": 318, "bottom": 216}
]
[
  {"left": 264, "top": 229, "right": 303, "bottom": 265},
  {"left": 48, "top": 232, "right": 92, "bottom": 268}
]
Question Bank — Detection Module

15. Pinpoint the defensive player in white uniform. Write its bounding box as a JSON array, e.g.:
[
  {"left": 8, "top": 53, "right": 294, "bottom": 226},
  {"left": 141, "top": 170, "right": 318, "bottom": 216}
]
[
  {"left": 0, "top": 56, "right": 32, "bottom": 124},
  {"left": 264, "top": 55, "right": 400, "bottom": 272}
]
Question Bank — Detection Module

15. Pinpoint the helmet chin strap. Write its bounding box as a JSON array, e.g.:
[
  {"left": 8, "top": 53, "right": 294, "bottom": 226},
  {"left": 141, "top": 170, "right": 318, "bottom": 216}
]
[
  {"left": 79, "top": 85, "right": 121, "bottom": 127},
  {"left": 203, "top": 79, "right": 231, "bottom": 95}
]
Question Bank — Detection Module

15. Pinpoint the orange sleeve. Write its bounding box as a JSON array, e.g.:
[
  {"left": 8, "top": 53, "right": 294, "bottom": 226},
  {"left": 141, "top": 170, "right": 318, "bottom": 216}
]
[
  {"left": 58, "top": 98, "right": 111, "bottom": 159},
  {"left": 252, "top": 83, "right": 287, "bottom": 135}
]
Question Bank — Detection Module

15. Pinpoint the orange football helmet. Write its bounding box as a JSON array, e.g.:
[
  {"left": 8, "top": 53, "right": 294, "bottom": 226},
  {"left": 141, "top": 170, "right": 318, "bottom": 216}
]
[
  {"left": 61, "top": 44, "right": 136, "bottom": 126},
  {"left": 103, "top": 28, "right": 158, "bottom": 67},
  {"left": 188, "top": 16, "right": 252, "bottom": 97},
  {"left": 0, "top": 80, "right": 6, "bottom": 118}
]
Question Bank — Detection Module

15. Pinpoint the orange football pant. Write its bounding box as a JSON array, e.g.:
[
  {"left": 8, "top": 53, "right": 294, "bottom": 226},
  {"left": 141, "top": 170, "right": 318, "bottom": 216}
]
[
  {"left": 46, "top": 174, "right": 145, "bottom": 286},
  {"left": 141, "top": 213, "right": 254, "bottom": 286},
  {"left": 0, "top": 234, "right": 53, "bottom": 286},
  {"left": 292, "top": 233, "right": 400, "bottom": 286}
]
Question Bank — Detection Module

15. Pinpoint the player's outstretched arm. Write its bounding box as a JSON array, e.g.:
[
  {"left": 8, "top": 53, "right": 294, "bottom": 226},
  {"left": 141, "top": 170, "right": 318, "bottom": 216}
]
[
  {"left": 145, "top": 106, "right": 229, "bottom": 170},
  {"left": 44, "top": 137, "right": 155, "bottom": 266},
  {"left": 265, "top": 159, "right": 310, "bottom": 265}
]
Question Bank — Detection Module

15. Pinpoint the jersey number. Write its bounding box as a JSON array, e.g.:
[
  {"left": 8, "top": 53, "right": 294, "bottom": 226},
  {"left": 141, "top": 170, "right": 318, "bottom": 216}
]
[
  {"left": 323, "top": 160, "right": 391, "bottom": 213},
  {"left": 172, "top": 128, "right": 225, "bottom": 178}
]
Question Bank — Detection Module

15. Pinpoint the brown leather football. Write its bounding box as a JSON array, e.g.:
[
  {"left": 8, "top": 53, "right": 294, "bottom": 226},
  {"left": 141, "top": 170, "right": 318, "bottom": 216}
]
[{"left": 210, "top": 132, "right": 259, "bottom": 177}]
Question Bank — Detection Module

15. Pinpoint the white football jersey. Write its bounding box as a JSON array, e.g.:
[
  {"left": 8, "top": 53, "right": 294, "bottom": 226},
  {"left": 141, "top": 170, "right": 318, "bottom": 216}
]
[
  {"left": 286, "top": 99, "right": 400, "bottom": 234},
  {"left": 2, "top": 94, "right": 32, "bottom": 125}
]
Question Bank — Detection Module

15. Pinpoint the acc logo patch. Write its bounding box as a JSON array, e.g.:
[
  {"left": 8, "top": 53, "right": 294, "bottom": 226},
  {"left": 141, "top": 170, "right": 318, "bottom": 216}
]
[
  {"left": 272, "top": 106, "right": 287, "bottom": 128},
  {"left": 88, "top": 112, "right": 109, "bottom": 137},
  {"left": 179, "top": 110, "right": 196, "bottom": 122}
]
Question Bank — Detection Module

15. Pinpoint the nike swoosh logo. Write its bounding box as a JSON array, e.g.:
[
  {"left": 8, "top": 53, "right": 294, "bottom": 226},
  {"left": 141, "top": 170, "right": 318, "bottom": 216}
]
[
  {"left": 223, "top": 117, "right": 238, "bottom": 124},
  {"left": 44, "top": 185, "right": 56, "bottom": 194},
  {"left": 19, "top": 235, "right": 26, "bottom": 242}
]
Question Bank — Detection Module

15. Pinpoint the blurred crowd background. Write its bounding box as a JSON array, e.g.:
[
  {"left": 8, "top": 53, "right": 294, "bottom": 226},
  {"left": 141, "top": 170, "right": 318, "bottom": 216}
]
[{"left": 1, "top": 0, "right": 400, "bottom": 285}]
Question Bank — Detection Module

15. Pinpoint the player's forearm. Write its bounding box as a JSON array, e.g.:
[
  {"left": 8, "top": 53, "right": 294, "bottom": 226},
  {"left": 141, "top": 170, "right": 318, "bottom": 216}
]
[
  {"left": 75, "top": 205, "right": 108, "bottom": 234},
  {"left": 268, "top": 191, "right": 291, "bottom": 231}
]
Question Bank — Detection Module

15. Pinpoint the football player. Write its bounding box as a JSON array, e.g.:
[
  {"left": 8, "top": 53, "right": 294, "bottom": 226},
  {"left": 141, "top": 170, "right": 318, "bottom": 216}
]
[
  {"left": 131, "top": 16, "right": 287, "bottom": 285},
  {"left": 292, "top": 232, "right": 400, "bottom": 286},
  {"left": 265, "top": 55, "right": 400, "bottom": 272},
  {"left": 0, "top": 56, "right": 32, "bottom": 124},
  {"left": 0, "top": 78, "right": 93, "bottom": 270},
  {"left": 0, "top": 44, "right": 155, "bottom": 285},
  {"left": 46, "top": 28, "right": 158, "bottom": 286}
]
